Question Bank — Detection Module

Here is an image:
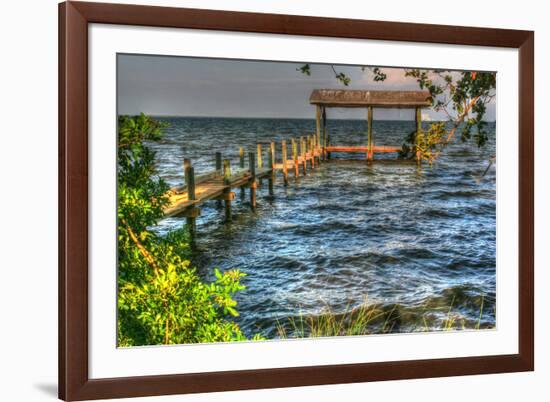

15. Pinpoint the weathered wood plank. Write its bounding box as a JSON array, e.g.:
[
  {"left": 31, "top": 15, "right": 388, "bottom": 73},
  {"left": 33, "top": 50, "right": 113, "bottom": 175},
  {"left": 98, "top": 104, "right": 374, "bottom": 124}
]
[{"left": 170, "top": 171, "right": 222, "bottom": 194}]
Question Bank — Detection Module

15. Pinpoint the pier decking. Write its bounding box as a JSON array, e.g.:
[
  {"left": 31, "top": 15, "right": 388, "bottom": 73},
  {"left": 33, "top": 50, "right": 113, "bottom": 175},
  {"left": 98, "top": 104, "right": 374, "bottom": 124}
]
[
  {"left": 163, "top": 137, "right": 324, "bottom": 233},
  {"left": 164, "top": 168, "right": 272, "bottom": 217}
]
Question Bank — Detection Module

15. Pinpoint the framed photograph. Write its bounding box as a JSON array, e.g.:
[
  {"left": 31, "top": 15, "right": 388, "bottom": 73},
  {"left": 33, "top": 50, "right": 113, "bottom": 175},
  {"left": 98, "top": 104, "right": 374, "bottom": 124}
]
[{"left": 59, "top": 1, "right": 534, "bottom": 400}]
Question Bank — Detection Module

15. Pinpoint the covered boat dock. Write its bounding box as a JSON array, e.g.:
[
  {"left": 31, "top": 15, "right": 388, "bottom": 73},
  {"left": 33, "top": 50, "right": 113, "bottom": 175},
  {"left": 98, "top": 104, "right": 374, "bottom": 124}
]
[{"left": 310, "top": 89, "right": 432, "bottom": 161}]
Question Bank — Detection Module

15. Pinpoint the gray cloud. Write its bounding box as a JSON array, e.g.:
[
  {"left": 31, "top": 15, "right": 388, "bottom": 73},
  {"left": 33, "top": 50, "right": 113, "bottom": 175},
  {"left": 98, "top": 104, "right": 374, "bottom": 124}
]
[{"left": 117, "top": 54, "right": 496, "bottom": 121}]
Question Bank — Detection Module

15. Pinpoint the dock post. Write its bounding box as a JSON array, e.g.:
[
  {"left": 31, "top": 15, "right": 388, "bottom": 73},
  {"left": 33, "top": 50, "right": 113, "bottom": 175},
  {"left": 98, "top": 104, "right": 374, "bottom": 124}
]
[
  {"left": 268, "top": 141, "right": 275, "bottom": 195},
  {"left": 367, "top": 106, "right": 374, "bottom": 161},
  {"left": 183, "top": 158, "right": 191, "bottom": 186},
  {"left": 282, "top": 139, "right": 289, "bottom": 186},
  {"left": 257, "top": 143, "right": 263, "bottom": 169},
  {"left": 223, "top": 159, "right": 232, "bottom": 221},
  {"left": 185, "top": 165, "right": 197, "bottom": 239},
  {"left": 270, "top": 141, "right": 276, "bottom": 169},
  {"left": 291, "top": 138, "right": 299, "bottom": 178},
  {"left": 415, "top": 107, "right": 422, "bottom": 164},
  {"left": 314, "top": 134, "right": 320, "bottom": 165},
  {"left": 319, "top": 135, "right": 323, "bottom": 164},
  {"left": 322, "top": 107, "right": 328, "bottom": 160},
  {"left": 300, "top": 136, "right": 307, "bottom": 175},
  {"left": 315, "top": 105, "right": 322, "bottom": 160},
  {"left": 248, "top": 152, "right": 257, "bottom": 210},
  {"left": 310, "top": 135, "right": 316, "bottom": 169},
  {"left": 239, "top": 147, "right": 245, "bottom": 168},
  {"left": 311, "top": 135, "right": 316, "bottom": 166},
  {"left": 257, "top": 143, "right": 263, "bottom": 186},
  {"left": 187, "top": 166, "right": 196, "bottom": 202},
  {"left": 215, "top": 152, "right": 222, "bottom": 206},
  {"left": 239, "top": 147, "right": 245, "bottom": 199},
  {"left": 326, "top": 130, "right": 331, "bottom": 160}
]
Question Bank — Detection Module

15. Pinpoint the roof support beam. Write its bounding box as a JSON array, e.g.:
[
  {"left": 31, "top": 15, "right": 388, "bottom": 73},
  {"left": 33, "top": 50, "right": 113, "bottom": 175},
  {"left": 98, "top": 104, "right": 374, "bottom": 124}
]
[
  {"left": 367, "top": 106, "right": 374, "bottom": 161},
  {"left": 415, "top": 107, "right": 422, "bottom": 164},
  {"left": 315, "top": 105, "right": 322, "bottom": 160}
]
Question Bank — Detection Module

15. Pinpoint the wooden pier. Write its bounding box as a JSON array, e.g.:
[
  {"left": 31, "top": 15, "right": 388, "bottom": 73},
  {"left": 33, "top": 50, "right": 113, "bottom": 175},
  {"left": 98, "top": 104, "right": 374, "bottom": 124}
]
[
  {"left": 164, "top": 164, "right": 272, "bottom": 218},
  {"left": 163, "top": 135, "right": 324, "bottom": 233},
  {"left": 163, "top": 89, "right": 432, "bottom": 233}
]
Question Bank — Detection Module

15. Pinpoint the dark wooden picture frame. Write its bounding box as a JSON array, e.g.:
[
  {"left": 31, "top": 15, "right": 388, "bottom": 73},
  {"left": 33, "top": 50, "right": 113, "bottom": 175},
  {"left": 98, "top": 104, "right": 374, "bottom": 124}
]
[{"left": 59, "top": 1, "right": 534, "bottom": 400}]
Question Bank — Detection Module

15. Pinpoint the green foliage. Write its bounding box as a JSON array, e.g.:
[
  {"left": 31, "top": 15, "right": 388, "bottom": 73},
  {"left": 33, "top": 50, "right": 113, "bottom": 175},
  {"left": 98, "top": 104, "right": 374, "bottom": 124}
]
[
  {"left": 399, "top": 122, "right": 447, "bottom": 164},
  {"left": 371, "top": 67, "right": 387, "bottom": 82},
  {"left": 296, "top": 64, "right": 311, "bottom": 76},
  {"left": 400, "top": 69, "right": 496, "bottom": 161},
  {"left": 297, "top": 64, "right": 351, "bottom": 86},
  {"left": 334, "top": 71, "right": 351, "bottom": 86},
  {"left": 277, "top": 297, "right": 492, "bottom": 339},
  {"left": 330, "top": 65, "right": 351, "bottom": 86},
  {"left": 117, "top": 114, "right": 255, "bottom": 346},
  {"left": 118, "top": 113, "right": 165, "bottom": 150},
  {"left": 276, "top": 302, "right": 393, "bottom": 338}
]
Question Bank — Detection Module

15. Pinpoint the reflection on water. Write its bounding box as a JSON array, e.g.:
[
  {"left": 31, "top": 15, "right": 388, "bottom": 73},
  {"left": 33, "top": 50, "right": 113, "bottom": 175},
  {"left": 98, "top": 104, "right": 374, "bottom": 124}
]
[{"left": 150, "top": 117, "right": 496, "bottom": 338}]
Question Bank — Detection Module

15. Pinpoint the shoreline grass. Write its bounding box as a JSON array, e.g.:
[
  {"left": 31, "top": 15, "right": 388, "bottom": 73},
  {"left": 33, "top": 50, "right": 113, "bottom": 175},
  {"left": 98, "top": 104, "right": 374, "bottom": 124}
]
[{"left": 275, "top": 296, "right": 494, "bottom": 340}]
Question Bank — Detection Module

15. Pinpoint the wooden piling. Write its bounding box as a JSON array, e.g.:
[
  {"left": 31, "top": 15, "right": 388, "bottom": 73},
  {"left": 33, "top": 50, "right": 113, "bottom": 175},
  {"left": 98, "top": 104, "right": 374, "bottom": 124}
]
[
  {"left": 326, "top": 130, "right": 331, "bottom": 160},
  {"left": 308, "top": 135, "right": 315, "bottom": 169},
  {"left": 257, "top": 143, "right": 263, "bottom": 169},
  {"left": 282, "top": 139, "right": 289, "bottom": 186},
  {"left": 239, "top": 147, "right": 245, "bottom": 168},
  {"left": 223, "top": 159, "right": 232, "bottom": 220},
  {"left": 315, "top": 105, "right": 322, "bottom": 160},
  {"left": 311, "top": 136, "right": 316, "bottom": 166},
  {"left": 300, "top": 136, "right": 307, "bottom": 174},
  {"left": 268, "top": 141, "right": 275, "bottom": 195},
  {"left": 322, "top": 107, "right": 328, "bottom": 160},
  {"left": 367, "top": 106, "right": 374, "bottom": 161},
  {"left": 185, "top": 165, "right": 197, "bottom": 238},
  {"left": 183, "top": 158, "right": 191, "bottom": 186},
  {"left": 291, "top": 138, "right": 299, "bottom": 177},
  {"left": 186, "top": 166, "right": 196, "bottom": 201},
  {"left": 415, "top": 107, "right": 422, "bottom": 164},
  {"left": 257, "top": 143, "right": 263, "bottom": 186},
  {"left": 270, "top": 141, "right": 276, "bottom": 169},
  {"left": 314, "top": 134, "right": 320, "bottom": 165},
  {"left": 215, "top": 153, "right": 222, "bottom": 206},
  {"left": 317, "top": 134, "right": 323, "bottom": 165},
  {"left": 248, "top": 152, "right": 257, "bottom": 210},
  {"left": 239, "top": 147, "right": 245, "bottom": 198}
]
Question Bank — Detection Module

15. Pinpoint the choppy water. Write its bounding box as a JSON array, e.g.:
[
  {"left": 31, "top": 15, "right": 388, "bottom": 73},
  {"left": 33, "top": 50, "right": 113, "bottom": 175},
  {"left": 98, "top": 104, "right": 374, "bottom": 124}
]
[{"left": 150, "top": 117, "right": 496, "bottom": 338}]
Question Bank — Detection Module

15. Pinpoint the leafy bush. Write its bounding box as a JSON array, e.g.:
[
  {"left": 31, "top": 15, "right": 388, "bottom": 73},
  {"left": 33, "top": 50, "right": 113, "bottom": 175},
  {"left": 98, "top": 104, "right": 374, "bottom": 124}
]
[
  {"left": 400, "top": 70, "right": 496, "bottom": 162},
  {"left": 117, "top": 113, "right": 255, "bottom": 346}
]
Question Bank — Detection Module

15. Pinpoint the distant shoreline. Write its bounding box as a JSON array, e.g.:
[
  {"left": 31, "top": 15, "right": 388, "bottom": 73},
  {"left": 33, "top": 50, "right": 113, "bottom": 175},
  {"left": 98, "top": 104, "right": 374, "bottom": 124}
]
[{"left": 119, "top": 114, "right": 496, "bottom": 123}]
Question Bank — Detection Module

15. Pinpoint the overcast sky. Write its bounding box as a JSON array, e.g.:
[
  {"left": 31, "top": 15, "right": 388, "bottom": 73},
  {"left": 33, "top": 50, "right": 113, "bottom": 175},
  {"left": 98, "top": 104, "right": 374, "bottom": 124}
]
[{"left": 117, "top": 54, "right": 496, "bottom": 121}]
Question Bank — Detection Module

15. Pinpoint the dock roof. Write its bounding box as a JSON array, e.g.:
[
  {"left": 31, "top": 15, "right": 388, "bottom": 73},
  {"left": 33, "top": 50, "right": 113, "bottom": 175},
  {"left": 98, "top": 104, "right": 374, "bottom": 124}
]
[{"left": 309, "top": 89, "right": 432, "bottom": 108}]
